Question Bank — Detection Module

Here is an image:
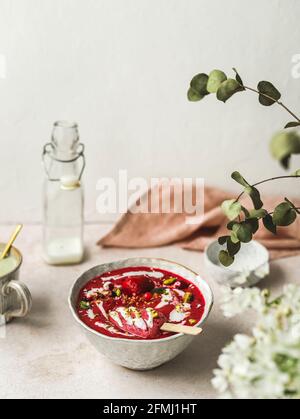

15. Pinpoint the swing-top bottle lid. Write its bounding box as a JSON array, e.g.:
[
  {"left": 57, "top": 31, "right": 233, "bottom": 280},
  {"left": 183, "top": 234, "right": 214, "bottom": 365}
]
[
  {"left": 51, "top": 121, "right": 80, "bottom": 159},
  {"left": 42, "top": 120, "right": 85, "bottom": 183}
]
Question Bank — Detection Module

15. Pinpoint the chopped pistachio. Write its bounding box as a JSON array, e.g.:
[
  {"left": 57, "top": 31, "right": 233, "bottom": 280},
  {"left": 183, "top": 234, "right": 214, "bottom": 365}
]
[
  {"left": 151, "top": 310, "right": 159, "bottom": 319},
  {"left": 163, "top": 277, "right": 177, "bottom": 286},
  {"left": 152, "top": 288, "right": 167, "bottom": 295},
  {"left": 147, "top": 307, "right": 159, "bottom": 318},
  {"left": 113, "top": 288, "right": 122, "bottom": 297},
  {"left": 183, "top": 292, "right": 193, "bottom": 303},
  {"left": 80, "top": 301, "right": 90, "bottom": 310},
  {"left": 189, "top": 319, "right": 197, "bottom": 325}
]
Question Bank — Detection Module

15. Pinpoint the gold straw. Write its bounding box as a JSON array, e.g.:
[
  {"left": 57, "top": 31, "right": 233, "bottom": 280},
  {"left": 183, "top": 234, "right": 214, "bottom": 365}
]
[{"left": 0, "top": 224, "right": 23, "bottom": 261}]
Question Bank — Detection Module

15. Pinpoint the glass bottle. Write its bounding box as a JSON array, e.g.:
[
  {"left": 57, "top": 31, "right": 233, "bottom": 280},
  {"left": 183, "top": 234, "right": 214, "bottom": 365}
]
[{"left": 42, "top": 121, "right": 85, "bottom": 265}]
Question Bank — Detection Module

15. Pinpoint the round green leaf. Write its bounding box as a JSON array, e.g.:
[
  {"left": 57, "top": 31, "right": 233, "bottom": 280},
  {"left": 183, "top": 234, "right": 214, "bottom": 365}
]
[
  {"left": 207, "top": 70, "right": 227, "bottom": 93},
  {"left": 246, "top": 218, "right": 259, "bottom": 234},
  {"left": 227, "top": 238, "right": 241, "bottom": 256},
  {"left": 258, "top": 81, "right": 281, "bottom": 106},
  {"left": 187, "top": 87, "right": 203, "bottom": 102},
  {"left": 270, "top": 131, "right": 300, "bottom": 168},
  {"left": 272, "top": 202, "right": 297, "bottom": 226},
  {"left": 230, "top": 230, "right": 240, "bottom": 244},
  {"left": 236, "top": 222, "right": 253, "bottom": 243},
  {"left": 285, "top": 121, "right": 300, "bottom": 129},
  {"left": 217, "top": 79, "right": 242, "bottom": 103},
  {"left": 231, "top": 171, "right": 249, "bottom": 187},
  {"left": 231, "top": 172, "right": 263, "bottom": 210},
  {"left": 218, "top": 236, "right": 229, "bottom": 246},
  {"left": 190, "top": 73, "right": 209, "bottom": 96},
  {"left": 245, "top": 186, "right": 264, "bottom": 210},
  {"left": 263, "top": 214, "right": 277, "bottom": 235},
  {"left": 221, "top": 199, "right": 242, "bottom": 221},
  {"left": 219, "top": 250, "right": 234, "bottom": 267}
]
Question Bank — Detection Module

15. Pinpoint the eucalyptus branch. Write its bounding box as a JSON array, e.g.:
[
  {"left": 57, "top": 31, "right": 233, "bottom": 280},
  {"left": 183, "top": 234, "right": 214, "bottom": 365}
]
[
  {"left": 236, "top": 175, "right": 300, "bottom": 202},
  {"left": 188, "top": 67, "right": 300, "bottom": 266},
  {"left": 242, "top": 85, "right": 300, "bottom": 123},
  {"left": 217, "top": 170, "right": 300, "bottom": 265}
]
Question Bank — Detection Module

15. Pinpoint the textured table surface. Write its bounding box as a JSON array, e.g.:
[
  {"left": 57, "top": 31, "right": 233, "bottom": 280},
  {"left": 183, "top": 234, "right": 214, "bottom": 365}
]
[{"left": 0, "top": 224, "right": 299, "bottom": 400}]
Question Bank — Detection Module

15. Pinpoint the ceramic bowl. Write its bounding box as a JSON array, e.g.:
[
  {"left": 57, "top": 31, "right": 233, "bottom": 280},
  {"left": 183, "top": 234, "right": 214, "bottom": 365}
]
[
  {"left": 69, "top": 257, "right": 213, "bottom": 371},
  {"left": 205, "top": 240, "right": 270, "bottom": 288}
]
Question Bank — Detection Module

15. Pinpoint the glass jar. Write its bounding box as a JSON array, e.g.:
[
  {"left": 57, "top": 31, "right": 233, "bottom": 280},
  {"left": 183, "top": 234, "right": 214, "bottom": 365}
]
[{"left": 42, "top": 121, "right": 85, "bottom": 265}]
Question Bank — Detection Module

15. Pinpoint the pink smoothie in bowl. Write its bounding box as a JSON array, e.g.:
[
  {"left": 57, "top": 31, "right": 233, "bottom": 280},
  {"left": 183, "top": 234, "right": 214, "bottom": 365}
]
[
  {"left": 77, "top": 266, "right": 206, "bottom": 340},
  {"left": 69, "top": 258, "right": 213, "bottom": 370}
]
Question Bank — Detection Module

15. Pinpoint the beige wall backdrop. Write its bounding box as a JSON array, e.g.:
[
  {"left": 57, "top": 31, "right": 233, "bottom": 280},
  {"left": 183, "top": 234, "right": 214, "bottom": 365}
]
[{"left": 1, "top": 0, "right": 300, "bottom": 223}]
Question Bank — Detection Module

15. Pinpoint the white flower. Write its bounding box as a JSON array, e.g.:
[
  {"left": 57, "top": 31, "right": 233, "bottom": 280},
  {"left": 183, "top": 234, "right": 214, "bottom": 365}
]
[
  {"left": 212, "top": 284, "right": 300, "bottom": 399},
  {"left": 211, "top": 372, "right": 228, "bottom": 394},
  {"left": 220, "top": 286, "right": 265, "bottom": 317}
]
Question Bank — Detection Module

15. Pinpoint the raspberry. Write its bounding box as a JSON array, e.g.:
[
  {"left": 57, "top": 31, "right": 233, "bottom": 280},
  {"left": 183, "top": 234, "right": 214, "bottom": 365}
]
[
  {"left": 144, "top": 292, "right": 153, "bottom": 302},
  {"left": 122, "top": 276, "right": 154, "bottom": 296}
]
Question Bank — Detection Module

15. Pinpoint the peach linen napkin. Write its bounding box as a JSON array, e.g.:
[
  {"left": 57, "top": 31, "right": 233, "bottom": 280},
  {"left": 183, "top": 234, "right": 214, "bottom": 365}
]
[{"left": 98, "top": 184, "right": 300, "bottom": 261}]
